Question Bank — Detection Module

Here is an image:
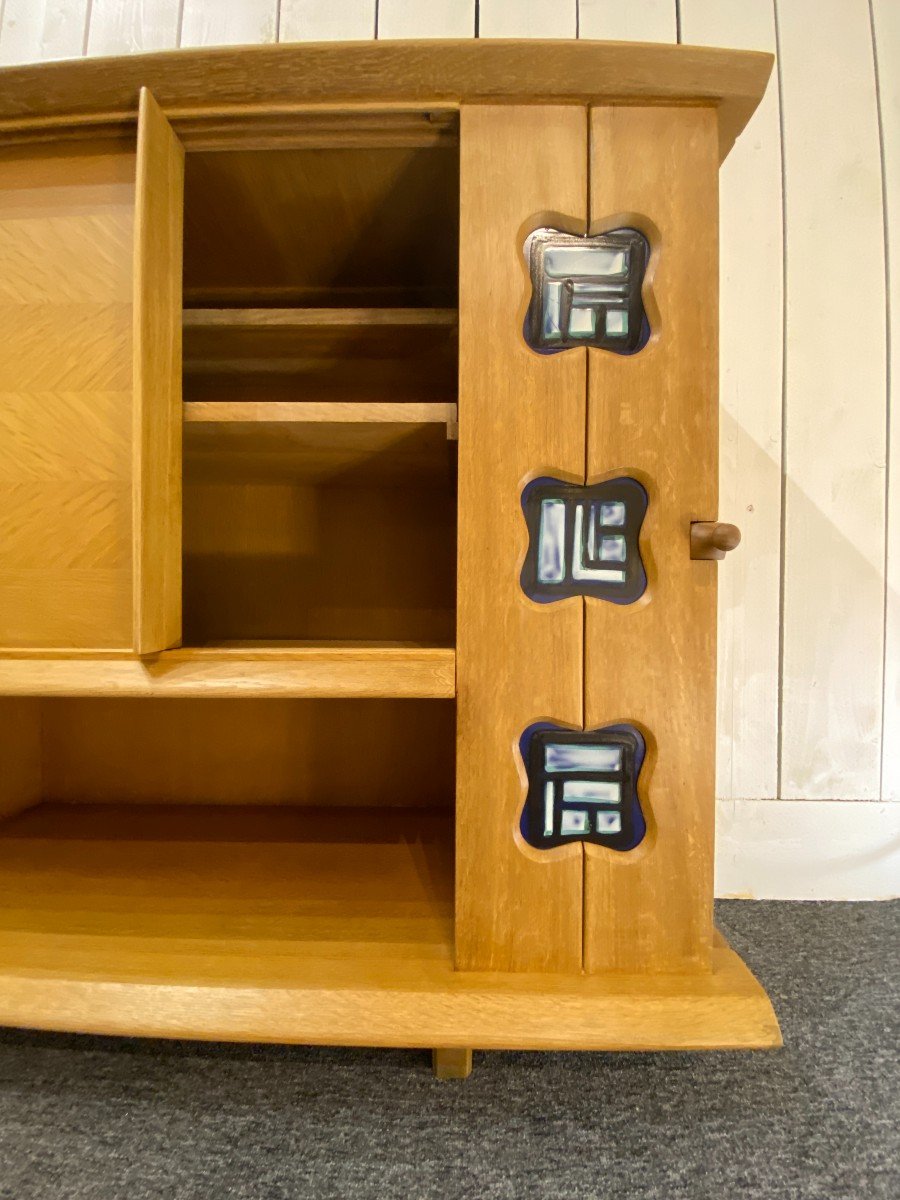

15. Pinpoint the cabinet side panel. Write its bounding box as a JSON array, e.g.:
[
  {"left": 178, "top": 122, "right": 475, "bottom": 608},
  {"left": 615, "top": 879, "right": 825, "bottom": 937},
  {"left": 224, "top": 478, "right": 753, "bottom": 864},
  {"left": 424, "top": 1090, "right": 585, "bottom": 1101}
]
[
  {"left": 0, "top": 144, "right": 135, "bottom": 649},
  {"left": 0, "top": 698, "right": 41, "bottom": 820},
  {"left": 584, "top": 106, "right": 719, "bottom": 973},
  {"left": 455, "top": 105, "right": 586, "bottom": 973},
  {"left": 134, "top": 90, "right": 184, "bottom": 654}
]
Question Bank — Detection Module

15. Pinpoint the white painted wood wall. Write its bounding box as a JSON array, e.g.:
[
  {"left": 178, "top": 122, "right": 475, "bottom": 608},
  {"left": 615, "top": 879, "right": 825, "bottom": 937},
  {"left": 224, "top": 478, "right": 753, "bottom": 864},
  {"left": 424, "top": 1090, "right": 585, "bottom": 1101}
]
[{"left": 0, "top": 0, "right": 897, "bottom": 899}]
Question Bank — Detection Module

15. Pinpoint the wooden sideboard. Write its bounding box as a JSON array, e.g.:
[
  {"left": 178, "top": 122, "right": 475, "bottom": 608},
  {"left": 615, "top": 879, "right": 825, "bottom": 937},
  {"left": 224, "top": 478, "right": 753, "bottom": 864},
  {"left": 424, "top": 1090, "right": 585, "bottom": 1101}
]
[{"left": 0, "top": 40, "right": 780, "bottom": 1077}]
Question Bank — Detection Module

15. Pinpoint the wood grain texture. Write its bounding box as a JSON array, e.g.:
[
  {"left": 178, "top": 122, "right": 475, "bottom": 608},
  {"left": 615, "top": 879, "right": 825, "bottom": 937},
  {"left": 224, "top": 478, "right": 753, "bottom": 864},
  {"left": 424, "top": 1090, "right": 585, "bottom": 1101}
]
[
  {"left": 183, "top": 402, "right": 458, "bottom": 461},
  {"left": 182, "top": 474, "right": 455, "bottom": 643},
  {"left": 778, "top": 0, "right": 886, "bottom": 800},
  {"left": 184, "top": 412, "right": 456, "bottom": 482},
  {"left": 584, "top": 106, "right": 719, "bottom": 973},
  {"left": 0, "top": 801, "right": 453, "bottom": 951},
  {"left": 183, "top": 307, "right": 457, "bottom": 328},
  {"left": 85, "top": 0, "right": 181, "bottom": 56},
  {"left": 182, "top": 307, "right": 458, "bottom": 398},
  {"left": 680, "top": 0, "right": 783, "bottom": 804},
  {"left": 182, "top": 145, "right": 458, "bottom": 310},
  {"left": 478, "top": 1, "right": 576, "bottom": 38},
  {"left": 183, "top": 401, "right": 457, "bottom": 426},
  {"left": 0, "top": 647, "right": 456, "bottom": 699},
  {"left": 872, "top": 0, "right": 900, "bottom": 802},
  {"left": 280, "top": 2, "right": 376, "bottom": 42},
  {"left": 455, "top": 105, "right": 586, "bottom": 974},
  {"left": 167, "top": 110, "right": 458, "bottom": 154},
  {"left": 133, "top": 89, "right": 183, "bottom": 655},
  {"left": 0, "top": 803, "right": 780, "bottom": 1049},
  {"left": 40, "top": 699, "right": 455, "bottom": 805},
  {"left": 377, "top": 2, "right": 475, "bottom": 40},
  {"left": 578, "top": 0, "right": 676, "bottom": 43},
  {"left": 0, "top": 41, "right": 773, "bottom": 163},
  {"left": 0, "top": 698, "right": 40, "bottom": 819},
  {"left": 0, "top": 143, "right": 136, "bottom": 649}
]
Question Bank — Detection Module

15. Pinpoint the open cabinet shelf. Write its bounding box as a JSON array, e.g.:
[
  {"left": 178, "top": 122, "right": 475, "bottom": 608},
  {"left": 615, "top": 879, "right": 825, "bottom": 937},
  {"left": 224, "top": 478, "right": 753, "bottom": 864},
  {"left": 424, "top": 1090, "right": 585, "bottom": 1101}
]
[
  {"left": 180, "top": 134, "right": 459, "bottom": 652},
  {"left": 0, "top": 800, "right": 778, "bottom": 1050},
  {"left": 0, "top": 644, "right": 456, "bottom": 698},
  {"left": 183, "top": 308, "right": 458, "bottom": 405},
  {"left": 0, "top": 802, "right": 454, "bottom": 977},
  {"left": 0, "top": 796, "right": 782, "bottom": 1051},
  {"left": 184, "top": 400, "right": 457, "bottom": 482}
]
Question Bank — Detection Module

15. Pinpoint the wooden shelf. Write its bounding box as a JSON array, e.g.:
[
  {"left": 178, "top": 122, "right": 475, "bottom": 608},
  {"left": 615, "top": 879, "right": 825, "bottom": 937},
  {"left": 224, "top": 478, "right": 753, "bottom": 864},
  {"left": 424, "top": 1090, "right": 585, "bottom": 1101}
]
[
  {"left": 184, "top": 401, "right": 457, "bottom": 484},
  {"left": 183, "top": 307, "right": 458, "bottom": 328},
  {"left": 0, "top": 645, "right": 456, "bottom": 699},
  {"left": 183, "top": 307, "right": 457, "bottom": 377},
  {"left": 0, "top": 802, "right": 780, "bottom": 1050},
  {"left": 181, "top": 305, "right": 457, "bottom": 407},
  {"left": 184, "top": 400, "right": 457, "bottom": 426}
]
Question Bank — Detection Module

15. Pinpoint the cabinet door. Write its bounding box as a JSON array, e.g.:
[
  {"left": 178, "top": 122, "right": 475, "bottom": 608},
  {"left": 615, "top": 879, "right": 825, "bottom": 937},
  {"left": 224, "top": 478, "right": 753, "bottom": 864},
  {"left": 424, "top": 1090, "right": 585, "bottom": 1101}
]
[
  {"left": 584, "top": 106, "right": 720, "bottom": 973},
  {"left": 0, "top": 90, "right": 183, "bottom": 652},
  {"left": 455, "top": 105, "right": 587, "bottom": 972}
]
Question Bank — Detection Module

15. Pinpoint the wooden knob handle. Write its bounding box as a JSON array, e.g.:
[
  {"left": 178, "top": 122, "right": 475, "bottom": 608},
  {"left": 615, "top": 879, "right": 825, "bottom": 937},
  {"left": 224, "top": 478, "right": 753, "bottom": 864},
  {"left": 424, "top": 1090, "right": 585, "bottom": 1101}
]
[{"left": 690, "top": 521, "right": 741, "bottom": 560}]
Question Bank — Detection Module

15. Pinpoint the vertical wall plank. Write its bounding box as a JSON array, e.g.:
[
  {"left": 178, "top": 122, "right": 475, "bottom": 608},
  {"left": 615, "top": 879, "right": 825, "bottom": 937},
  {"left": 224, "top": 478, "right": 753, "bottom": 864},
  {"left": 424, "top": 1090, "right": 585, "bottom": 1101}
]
[
  {"left": 778, "top": 0, "right": 886, "bottom": 800},
  {"left": 377, "top": 1, "right": 474, "bottom": 39},
  {"left": 578, "top": 0, "right": 676, "bottom": 43},
  {"left": 680, "top": 0, "right": 783, "bottom": 802},
  {"left": 0, "top": 0, "right": 88, "bottom": 65},
  {"left": 86, "top": 0, "right": 182, "bottom": 55},
  {"left": 133, "top": 90, "right": 184, "bottom": 655},
  {"left": 584, "top": 106, "right": 720, "bottom": 973},
  {"left": 872, "top": 0, "right": 900, "bottom": 802},
  {"left": 456, "top": 105, "right": 586, "bottom": 972},
  {"left": 180, "top": 1, "right": 278, "bottom": 47},
  {"left": 280, "top": 1, "right": 375, "bottom": 41},
  {"left": 478, "top": 2, "right": 576, "bottom": 39}
]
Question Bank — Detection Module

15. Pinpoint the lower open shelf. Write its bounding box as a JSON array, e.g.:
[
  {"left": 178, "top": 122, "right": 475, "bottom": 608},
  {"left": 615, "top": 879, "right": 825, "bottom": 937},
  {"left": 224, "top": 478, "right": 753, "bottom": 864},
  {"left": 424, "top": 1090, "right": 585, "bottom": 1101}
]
[{"left": 0, "top": 803, "right": 781, "bottom": 1051}]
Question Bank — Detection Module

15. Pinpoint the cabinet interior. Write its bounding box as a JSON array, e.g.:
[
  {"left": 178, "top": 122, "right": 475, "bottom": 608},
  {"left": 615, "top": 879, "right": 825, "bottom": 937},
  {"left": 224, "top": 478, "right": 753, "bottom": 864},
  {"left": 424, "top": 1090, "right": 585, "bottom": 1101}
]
[
  {"left": 181, "top": 139, "right": 460, "bottom": 648},
  {"left": 0, "top": 696, "right": 456, "bottom": 967},
  {"left": 0, "top": 134, "right": 464, "bottom": 977}
]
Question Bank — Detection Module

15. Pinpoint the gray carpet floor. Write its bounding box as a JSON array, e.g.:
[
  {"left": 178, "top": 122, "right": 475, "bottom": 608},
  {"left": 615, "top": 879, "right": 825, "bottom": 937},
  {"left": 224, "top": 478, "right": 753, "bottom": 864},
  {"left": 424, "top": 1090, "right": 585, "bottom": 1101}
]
[{"left": 0, "top": 900, "right": 897, "bottom": 1199}]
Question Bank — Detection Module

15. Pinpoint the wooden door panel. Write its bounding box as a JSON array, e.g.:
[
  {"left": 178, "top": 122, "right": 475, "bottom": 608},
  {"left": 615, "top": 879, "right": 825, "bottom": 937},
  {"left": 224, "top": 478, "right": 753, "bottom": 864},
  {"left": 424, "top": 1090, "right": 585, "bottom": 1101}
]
[
  {"left": 0, "top": 143, "right": 136, "bottom": 649},
  {"left": 0, "top": 89, "right": 183, "bottom": 653},
  {"left": 584, "top": 106, "right": 719, "bottom": 973},
  {"left": 134, "top": 88, "right": 184, "bottom": 655},
  {"left": 455, "top": 105, "right": 587, "bottom": 972}
]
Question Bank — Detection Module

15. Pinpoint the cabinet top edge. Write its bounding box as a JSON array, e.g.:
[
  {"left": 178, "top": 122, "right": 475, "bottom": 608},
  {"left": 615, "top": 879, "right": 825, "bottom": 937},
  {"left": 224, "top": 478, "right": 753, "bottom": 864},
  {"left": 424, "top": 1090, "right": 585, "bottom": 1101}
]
[{"left": 0, "top": 39, "right": 773, "bottom": 162}]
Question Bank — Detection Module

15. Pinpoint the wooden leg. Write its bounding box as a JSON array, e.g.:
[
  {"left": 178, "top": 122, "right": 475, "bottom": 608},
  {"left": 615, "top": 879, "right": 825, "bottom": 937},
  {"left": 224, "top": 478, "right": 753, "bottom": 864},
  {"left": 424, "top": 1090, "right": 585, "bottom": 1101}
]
[{"left": 431, "top": 1048, "right": 473, "bottom": 1080}]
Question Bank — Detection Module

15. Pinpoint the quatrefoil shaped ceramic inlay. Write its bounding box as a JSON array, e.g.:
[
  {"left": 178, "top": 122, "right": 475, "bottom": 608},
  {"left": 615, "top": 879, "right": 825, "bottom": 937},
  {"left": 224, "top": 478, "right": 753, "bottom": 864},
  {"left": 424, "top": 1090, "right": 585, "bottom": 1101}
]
[
  {"left": 524, "top": 227, "right": 650, "bottom": 355},
  {"left": 521, "top": 476, "right": 648, "bottom": 605},
  {"left": 519, "top": 723, "right": 647, "bottom": 852}
]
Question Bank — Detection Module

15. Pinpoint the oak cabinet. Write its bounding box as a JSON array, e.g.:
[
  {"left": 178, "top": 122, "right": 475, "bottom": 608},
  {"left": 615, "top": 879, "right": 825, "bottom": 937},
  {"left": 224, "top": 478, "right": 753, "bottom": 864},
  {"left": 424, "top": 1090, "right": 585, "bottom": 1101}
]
[{"left": 0, "top": 41, "right": 780, "bottom": 1074}]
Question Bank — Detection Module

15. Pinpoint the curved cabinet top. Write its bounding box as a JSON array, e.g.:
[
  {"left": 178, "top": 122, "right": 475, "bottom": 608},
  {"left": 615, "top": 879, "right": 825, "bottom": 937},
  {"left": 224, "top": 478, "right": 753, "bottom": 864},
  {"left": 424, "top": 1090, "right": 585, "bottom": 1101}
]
[{"left": 0, "top": 39, "right": 772, "bottom": 162}]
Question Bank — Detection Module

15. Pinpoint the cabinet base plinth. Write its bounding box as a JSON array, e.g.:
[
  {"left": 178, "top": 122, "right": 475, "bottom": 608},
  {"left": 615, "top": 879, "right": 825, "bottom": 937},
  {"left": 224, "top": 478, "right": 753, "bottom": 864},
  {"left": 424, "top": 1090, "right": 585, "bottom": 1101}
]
[
  {"left": 0, "top": 804, "right": 780, "bottom": 1056},
  {"left": 0, "top": 937, "right": 780, "bottom": 1053}
]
